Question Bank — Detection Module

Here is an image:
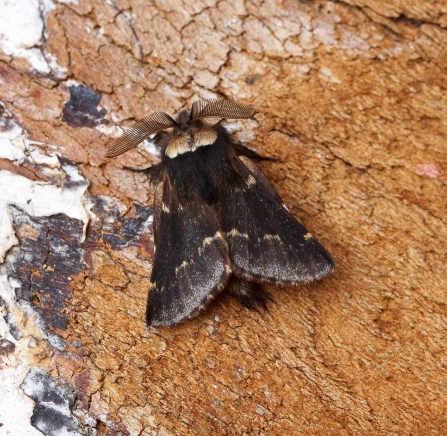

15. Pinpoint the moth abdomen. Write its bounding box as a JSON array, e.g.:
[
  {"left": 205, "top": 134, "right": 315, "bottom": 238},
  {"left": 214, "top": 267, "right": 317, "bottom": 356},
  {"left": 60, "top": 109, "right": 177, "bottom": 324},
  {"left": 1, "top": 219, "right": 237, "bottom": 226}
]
[{"left": 226, "top": 276, "right": 271, "bottom": 312}]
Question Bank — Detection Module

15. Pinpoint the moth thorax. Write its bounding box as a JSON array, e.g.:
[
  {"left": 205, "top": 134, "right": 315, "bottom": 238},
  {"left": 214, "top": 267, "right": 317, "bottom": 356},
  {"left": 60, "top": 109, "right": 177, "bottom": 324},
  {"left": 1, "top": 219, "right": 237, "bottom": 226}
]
[
  {"left": 165, "top": 127, "right": 218, "bottom": 158},
  {"left": 165, "top": 133, "right": 191, "bottom": 158},
  {"left": 193, "top": 127, "right": 217, "bottom": 147}
]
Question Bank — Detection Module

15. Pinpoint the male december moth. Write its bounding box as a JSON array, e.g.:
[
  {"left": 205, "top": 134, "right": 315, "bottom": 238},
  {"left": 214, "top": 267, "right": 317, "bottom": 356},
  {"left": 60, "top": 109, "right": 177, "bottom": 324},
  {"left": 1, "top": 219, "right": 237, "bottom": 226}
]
[{"left": 105, "top": 99, "right": 334, "bottom": 327}]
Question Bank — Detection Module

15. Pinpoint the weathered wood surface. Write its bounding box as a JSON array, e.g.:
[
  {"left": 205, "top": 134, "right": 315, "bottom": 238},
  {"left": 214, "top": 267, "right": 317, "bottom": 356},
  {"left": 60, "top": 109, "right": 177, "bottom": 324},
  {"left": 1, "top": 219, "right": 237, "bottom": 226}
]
[{"left": 1, "top": 0, "right": 446, "bottom": 435}]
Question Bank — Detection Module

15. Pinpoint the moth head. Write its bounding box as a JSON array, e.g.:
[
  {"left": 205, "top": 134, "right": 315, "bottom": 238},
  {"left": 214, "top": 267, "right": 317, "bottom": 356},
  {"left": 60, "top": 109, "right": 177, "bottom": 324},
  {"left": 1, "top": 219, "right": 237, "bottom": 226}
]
[
  {"left": 165, "top": 99, "right": 259, "bottom": 158},
  {"left": 104, "top": 99, "right": 258, "bottom": 159},
  {"left": 173, "top": 110, "right": 191, "bottom": 134}
]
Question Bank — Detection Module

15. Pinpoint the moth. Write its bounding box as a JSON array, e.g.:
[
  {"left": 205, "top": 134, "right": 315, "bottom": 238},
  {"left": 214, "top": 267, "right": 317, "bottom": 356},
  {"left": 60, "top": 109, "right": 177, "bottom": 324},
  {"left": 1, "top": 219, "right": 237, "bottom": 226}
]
[{"left": 105, "top": 99, "right": 334, "bottom": 327}]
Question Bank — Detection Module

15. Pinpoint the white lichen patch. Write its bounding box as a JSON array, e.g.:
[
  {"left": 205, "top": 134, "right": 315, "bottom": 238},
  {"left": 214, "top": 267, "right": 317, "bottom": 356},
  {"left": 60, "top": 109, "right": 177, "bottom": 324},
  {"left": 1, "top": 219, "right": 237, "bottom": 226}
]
[
  {"left": 0, "top": 119, "right": 27, "bottom": 162},
  {"left": 62, "top": 162, "right": 86, "bottom": 183},
  {"left": 0, "top": 116, "right": 98, "bottom": 262},
  {"left": 320, "top": 66, "right": 341, "bottom": 84},
  {"left": 0, "top": 272, "right": 51, "bottom": 436},
  {"left": 142, "top": 138, "right": 161, "bottom": 158},
  {"left": 96, "top": 123, "right": 123, "bottom": 138},
  {"left": 0, "top": 116, "right": 94, "bottom": 434},
  {"left": 0, "top": 0, "right": 49, "bottom": 73},
  {"left": 0, "top": 0, "right": 72, "bottom": 75},
  {"left": 0, "top": 117, "right": 60, "bottom": 168},
  {"left": 225, "top": 118, "right": 258, "bottom": 143},
  {"left": 0, "top": 171, "right": 90, "bottom": 262}
]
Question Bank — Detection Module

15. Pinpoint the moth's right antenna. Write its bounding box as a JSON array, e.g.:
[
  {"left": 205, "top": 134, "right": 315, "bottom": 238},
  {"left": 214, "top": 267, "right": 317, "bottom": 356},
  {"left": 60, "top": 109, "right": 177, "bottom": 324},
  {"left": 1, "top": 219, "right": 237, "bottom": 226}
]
[{"left": 190, "top": 99, "right": 258, "bottom": 121}]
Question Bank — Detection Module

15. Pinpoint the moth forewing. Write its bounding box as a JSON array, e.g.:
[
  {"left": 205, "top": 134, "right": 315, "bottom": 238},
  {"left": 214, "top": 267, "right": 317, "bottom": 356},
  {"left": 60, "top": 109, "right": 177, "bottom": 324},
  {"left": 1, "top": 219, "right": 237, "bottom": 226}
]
[
  {"left": 146, "top": 176, "right": 232, "bottom": 327},
  {"left": 219, "top": 155, "right": 334, "bottom": 285},
  {"left": 238, "top": 156, "right": 283, "bottom": 204}
]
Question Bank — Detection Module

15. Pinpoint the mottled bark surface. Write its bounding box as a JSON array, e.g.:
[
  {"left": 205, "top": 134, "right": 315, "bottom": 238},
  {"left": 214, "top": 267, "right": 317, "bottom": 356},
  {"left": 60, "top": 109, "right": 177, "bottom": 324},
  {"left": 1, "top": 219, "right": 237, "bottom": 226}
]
[{"left": 1, "top": 0, "right": 447, "bottom": 435}]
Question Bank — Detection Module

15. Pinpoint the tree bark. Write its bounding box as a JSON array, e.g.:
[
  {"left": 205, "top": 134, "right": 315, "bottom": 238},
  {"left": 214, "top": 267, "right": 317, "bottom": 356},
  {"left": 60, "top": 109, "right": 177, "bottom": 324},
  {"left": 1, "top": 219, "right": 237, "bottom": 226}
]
[{"left": 0, "top": 0, "right": 446, "bottom": 435}]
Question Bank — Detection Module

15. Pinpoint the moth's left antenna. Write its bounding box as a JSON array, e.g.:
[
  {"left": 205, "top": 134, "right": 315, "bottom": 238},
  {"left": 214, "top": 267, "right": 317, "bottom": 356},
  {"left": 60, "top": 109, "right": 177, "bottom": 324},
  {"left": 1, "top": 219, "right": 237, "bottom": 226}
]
[{"left": 105, "top": 112, "right": 176, "bottom": 158}]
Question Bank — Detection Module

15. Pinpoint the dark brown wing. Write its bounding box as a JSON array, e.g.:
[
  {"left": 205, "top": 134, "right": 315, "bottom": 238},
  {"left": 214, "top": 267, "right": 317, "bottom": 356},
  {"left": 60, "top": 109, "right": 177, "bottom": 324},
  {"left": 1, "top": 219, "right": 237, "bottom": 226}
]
[
  {"left": 218, "top": 156, "right": 334, "bottom": 285},
  {"left": 147, "top": 179, "right": 231, "bottom": 327}
]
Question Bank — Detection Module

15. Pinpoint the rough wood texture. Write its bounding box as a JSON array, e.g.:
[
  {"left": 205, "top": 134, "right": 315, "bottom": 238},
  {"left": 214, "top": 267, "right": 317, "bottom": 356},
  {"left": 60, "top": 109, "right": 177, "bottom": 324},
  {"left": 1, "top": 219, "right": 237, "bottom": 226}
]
[{"left": 1, "top": 0, "right": 447, "bottom": 434}]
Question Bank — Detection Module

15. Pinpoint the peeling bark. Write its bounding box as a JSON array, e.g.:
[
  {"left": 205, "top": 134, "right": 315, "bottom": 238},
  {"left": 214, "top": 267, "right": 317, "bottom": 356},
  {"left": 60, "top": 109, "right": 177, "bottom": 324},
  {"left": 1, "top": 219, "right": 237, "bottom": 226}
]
[{"left": 1, "top": 0, "right": 447, "bottom": 435}]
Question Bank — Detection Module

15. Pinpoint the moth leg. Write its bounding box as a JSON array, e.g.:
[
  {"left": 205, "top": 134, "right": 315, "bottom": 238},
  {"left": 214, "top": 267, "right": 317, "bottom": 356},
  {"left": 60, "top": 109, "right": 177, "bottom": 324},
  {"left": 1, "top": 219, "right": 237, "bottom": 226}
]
[
  {"left": 233, "top": 142, "right": 279, "bottom": 162},
  {"left": 123, "top": 163, "right": 163, "bottom": 185},
  {"left": 226, "top": 276, "right": 272, "bottom": 312},
  {"left": 123, "top": 163, "right": 160, "bottom": 173}
]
